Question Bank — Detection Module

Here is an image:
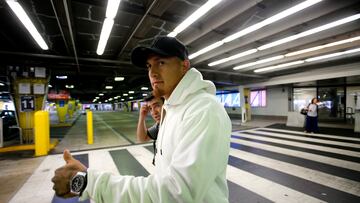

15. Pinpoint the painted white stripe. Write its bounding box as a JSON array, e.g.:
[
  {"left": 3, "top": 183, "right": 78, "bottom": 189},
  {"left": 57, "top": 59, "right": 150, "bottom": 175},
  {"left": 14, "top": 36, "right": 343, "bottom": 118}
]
[
  {"left": 257, "top": 128, "right": 360, "bottom": 142},
  {"left": 226, "top": 165, "right": 325, "bottom": 203},
  {"left": 127, "top": 146, "right": 156, "bottom": 174},
  {"left": 232, "top": 132, "right": 360, "bottom": 158},
  {"left": 231, "top": 138, "right": 360, "bottom": 171},
  {"left": 88, "top": 149, "right": 120, "bottom": 175},
  {"left": 9, "top": 154, "right": 64, "bottom": 203},
  {"left": 245, "top": 129, "right": 360, "bottom": 149},
  {"left": 229, "top": 148, "right": 360, "bottom": 196}
]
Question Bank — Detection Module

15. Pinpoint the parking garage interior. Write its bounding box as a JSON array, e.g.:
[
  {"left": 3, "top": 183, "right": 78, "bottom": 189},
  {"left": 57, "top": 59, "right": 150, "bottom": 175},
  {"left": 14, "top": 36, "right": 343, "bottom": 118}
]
[{"left": 0, "top": 0, "right": 360, "bottom": 202}]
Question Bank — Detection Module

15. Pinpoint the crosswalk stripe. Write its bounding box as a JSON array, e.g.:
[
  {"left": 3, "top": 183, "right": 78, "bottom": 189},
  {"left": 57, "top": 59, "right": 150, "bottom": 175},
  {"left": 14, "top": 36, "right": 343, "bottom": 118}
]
[
  {"left": 226, "top": 165, "right": 325, "bottom": 203},
  {"left": 88, "top": 150, "right": 120, "bottom": 175},
  {"left": 247, "top": 129, "right": 360, "bottom": 149},
  {"left": 127, "top": 146, "right": 155, "bottom": 174},
  {"left": 258, "top": 128, "right": 360, "bottom": 141},
  {"left": 9, "top": 155, "right": 63, "bottom": 203},
  {"left": 230, "top": 138, "right": 360, "bottom": 171},
  {"left": 232, "top": 133, "right": 360, "bottom": 159},
  {"left": 229, "top": 148, "right": 360, "bottom": 196}
]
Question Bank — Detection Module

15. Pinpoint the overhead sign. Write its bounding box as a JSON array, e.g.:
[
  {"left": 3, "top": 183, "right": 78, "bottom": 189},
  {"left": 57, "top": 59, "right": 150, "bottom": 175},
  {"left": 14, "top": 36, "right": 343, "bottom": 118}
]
[{"left": 20, "top": 96, "right": 35, "bottom": 112}]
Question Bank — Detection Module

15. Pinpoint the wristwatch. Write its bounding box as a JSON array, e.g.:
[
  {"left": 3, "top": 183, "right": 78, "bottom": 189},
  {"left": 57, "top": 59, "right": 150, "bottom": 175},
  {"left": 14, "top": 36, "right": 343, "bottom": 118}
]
[{"left": 70, "top": 171, "right": 87, "bottom": 196}]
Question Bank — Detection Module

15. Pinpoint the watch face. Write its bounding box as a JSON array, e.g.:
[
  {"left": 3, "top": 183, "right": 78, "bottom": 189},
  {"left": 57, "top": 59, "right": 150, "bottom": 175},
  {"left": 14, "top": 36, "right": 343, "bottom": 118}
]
[{"left": 71, "top": 175, "right": 85, "bottom": 193}]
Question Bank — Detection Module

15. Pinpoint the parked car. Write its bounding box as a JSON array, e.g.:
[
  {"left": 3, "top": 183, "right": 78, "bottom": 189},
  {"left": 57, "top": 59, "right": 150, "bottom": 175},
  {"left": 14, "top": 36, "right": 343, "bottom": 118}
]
[{"left": 1, "top": 110, "right": 19, "bottom": 141}]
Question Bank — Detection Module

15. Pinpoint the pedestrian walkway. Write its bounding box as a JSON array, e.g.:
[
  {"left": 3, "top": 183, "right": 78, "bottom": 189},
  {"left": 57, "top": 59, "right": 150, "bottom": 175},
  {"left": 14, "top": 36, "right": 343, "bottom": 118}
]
[{"left": 8, "top": 127, "right": 360, "bottom": 203}]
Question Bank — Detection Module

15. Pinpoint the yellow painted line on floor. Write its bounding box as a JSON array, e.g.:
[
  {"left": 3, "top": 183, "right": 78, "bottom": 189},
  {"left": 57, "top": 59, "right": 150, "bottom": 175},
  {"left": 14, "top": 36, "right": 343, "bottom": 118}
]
[{"left": 0, "top": 139, "right": 59, "bottom": 153}]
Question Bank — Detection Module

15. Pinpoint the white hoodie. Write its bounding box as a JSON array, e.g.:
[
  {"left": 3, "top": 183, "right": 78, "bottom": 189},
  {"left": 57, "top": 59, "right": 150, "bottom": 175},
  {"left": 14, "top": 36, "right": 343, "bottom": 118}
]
[{"left": 81, "top": 68, "right": 232, "bottom": 203}]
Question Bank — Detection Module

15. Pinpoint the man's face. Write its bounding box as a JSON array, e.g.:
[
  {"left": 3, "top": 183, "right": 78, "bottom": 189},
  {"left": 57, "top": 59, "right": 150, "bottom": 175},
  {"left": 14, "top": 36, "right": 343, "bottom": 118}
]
[
  {"left": 146, "top": 54, "right": 189, "bottom": 99},
  {"left": 147, "top": 98, "right": 163, "bottom": 123}
]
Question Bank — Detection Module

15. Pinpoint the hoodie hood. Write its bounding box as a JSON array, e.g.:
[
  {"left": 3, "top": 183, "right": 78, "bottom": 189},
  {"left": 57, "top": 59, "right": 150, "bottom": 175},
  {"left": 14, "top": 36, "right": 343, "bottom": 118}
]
[{"left": 165, "top": 68, "right": 216, "bottom": 106}]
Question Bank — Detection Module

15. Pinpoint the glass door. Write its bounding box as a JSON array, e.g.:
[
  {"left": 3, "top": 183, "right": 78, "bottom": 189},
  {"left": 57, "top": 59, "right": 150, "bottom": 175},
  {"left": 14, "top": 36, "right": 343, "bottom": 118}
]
[{"left": 317, "top": 87, "right": 345, "bottom": 121}]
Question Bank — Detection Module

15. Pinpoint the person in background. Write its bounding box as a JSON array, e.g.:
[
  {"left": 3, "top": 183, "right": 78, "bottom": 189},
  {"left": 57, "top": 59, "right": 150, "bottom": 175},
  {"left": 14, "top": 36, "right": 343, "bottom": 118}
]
[
  {"left": 305, "top": 97, "right": 319, "bottom": 133},
  {"left": 136, "top": 94, "right": 164, "bottom": 165},
  {"left": 51, "top": 36, "right": 232, "bottom": 203}
]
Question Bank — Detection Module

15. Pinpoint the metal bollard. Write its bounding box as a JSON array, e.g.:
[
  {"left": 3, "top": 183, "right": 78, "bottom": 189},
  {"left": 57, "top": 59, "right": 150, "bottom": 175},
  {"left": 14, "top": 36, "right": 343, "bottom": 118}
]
[
  {"left": 34, "top": 111, "right": 49, "bottom": 156},
  {"left": 86, "top": 110, "right": 93, "bottom": 144}
]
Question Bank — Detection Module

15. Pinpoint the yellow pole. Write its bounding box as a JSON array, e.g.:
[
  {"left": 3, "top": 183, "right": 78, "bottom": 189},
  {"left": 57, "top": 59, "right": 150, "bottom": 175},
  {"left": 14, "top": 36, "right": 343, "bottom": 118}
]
[
  {"left": 34, "top": 111, "right": 49, "bottom": 156},
  {"left": 86, "top": 110, "right": 93, "bottom": 144}
]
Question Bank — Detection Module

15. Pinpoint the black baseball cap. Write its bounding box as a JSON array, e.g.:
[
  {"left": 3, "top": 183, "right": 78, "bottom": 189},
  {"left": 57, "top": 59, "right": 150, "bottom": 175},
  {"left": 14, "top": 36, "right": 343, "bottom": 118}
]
[{"left": 131, "top": 36, "right": 189, "bottom": 68}]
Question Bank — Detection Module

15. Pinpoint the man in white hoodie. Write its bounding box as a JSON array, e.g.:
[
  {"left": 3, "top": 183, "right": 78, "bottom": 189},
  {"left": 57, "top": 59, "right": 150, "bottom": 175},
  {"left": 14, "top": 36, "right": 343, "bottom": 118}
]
[{"left": 51, "top": 36, "right": 232, "bottom": 203}]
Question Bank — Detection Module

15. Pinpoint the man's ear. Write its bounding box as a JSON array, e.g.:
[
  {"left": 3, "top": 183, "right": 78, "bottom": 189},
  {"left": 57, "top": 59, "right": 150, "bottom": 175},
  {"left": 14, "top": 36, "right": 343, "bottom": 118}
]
[{"left": 182, "top": 59, "right": 190, "bottom": 73}]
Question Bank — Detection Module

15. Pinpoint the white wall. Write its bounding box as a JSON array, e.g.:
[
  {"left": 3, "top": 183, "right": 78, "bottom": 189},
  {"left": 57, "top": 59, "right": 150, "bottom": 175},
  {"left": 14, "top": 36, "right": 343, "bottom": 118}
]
[{"left": 251, "top": 86, "right": 289, "bottom": 116}]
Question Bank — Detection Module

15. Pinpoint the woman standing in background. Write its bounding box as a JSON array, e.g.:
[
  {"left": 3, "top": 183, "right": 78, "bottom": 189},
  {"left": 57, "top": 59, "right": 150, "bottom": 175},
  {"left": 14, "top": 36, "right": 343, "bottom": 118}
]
[{"left": 305, "top": 97, "right": 319, "bottom": 133}]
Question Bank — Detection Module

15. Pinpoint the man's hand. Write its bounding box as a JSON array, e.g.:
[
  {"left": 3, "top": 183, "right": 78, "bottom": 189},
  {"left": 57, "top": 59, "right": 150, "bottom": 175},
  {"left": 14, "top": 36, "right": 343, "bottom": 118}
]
[
  {"left": 140, "top": 104, "right": 149, "bottom": 118},
  {"left": 51, "top": 149, "right": 87, "bottom": 198}
]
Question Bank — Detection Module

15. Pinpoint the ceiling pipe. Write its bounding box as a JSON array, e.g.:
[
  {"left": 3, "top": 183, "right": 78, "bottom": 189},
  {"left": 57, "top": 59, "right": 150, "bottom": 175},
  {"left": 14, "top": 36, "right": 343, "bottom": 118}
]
[
  {"left": 63, "top": 0, "right": 80, "bottom": 72},
  {"left": 117, "top": 0, "right": 158, "bottom": 57},
  {"left": 50, "top": 0, "right": 70, "bottom": 54},
  {"left": 0, "top": 51, "right": 131, "bottom": 65}
]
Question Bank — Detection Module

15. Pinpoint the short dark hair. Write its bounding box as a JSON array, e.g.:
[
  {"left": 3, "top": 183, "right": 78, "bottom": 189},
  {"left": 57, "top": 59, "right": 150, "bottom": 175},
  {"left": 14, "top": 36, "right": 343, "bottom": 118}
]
[{"left": 144, "top": 95, "right": 164, "bottom": 103}]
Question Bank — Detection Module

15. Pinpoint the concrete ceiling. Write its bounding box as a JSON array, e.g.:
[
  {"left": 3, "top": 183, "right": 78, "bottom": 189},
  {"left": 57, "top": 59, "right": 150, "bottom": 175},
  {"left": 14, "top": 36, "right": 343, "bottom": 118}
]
[{"left": 0, "top": 0, "right": 359, "bottom": 102}]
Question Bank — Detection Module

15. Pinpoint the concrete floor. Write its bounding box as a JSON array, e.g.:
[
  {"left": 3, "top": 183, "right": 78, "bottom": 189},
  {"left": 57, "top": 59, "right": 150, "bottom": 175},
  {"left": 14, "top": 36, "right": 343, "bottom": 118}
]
[{"left": 1, "top": 111, "right": 359, "bottom": 203}]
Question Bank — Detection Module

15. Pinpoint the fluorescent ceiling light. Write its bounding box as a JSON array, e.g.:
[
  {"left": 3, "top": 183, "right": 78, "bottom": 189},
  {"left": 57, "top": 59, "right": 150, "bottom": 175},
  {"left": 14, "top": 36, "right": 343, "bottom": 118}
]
[
  {"left": 189, "top": 41, "right": 224, "bottom": 59},
  {"left": 258, "top": 14, "right": 360, "bottom": 50},
  {"left": 233, "top": 55, "right": 284, "bottom": 70},
  {"left": 123, "top": 93, "right": 128, "bottom": 96},
  {"left": 105, "top": 100, "right": 108, "bottom": 102},
  {"left": 129, "top": 97, "right": 133, "bottom": 99},
  {"left": 114, "top": 76, "right": 124, "bottom": 81},
  {"left": 95, "top": 97, "right": 99, "bottom": 99},
  {"left": 56, "top": 75, "right": 67, "bottom": 79},
  {"left": 208, "top": 48, "right": 258, "bottom": 66},
  {"left": 99, "top": 93, "right": 104, "bottom": 96},
  {"left": 141, "top": 87, "right": 148, "bottom": 90},
  {"left": 254, "top": 60, "right": 305, "bottom": 73},
  {"left": 98, "top": 102, "right": 102, "bottom": 104},
  {"left": 121, "top": 99, "right": 124, "bottom": 101},
  {"left": 168, "top": 0, "right": 222, "bottom": 37},
  {"left": 142, "top": 93, "right": 148, "bottom": 96},
  {"left": 6, "top": 0, "right": 48, "bottom": 50},
  {"left": 109, "top": 98, "right": 113, "bottom": 101},
  {"left": 97, "top": 18, "right": 114, "bottom": 55},
  {"left": 48, "top": 84, "right": 52, "bottom": 88},
  {"left": 128, "top": 91, "right": 134, "bottom": 94},
  {"left": 305, "top": 47, "right": 360, "bottom": 62},
  {"left": 189, "top": 0, "right": 322, "bottom": 59},
  {"left": 285, "top": 36, "right": 360, "bottom": 57},
  {"left": 0, "top": 83, "right": 5, "bottom": 86},
  {"left": 105, "top": 86, "right": 113, "bottom": 89},
  {"left": 65, "top": 85, "right": 74, "bottom": 89},
  {"left": 106, "top": 0, "right": 121, "bottom": 18},
  {"left": 223, "top": 0, "right": 322, "bottom": 43}
]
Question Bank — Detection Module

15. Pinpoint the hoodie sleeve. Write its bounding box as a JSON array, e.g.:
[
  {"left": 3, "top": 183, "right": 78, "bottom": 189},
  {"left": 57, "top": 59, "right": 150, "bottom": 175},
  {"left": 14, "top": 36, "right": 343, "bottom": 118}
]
[{"left": 80, "top": 100, "right": 231, "bottom": 203}]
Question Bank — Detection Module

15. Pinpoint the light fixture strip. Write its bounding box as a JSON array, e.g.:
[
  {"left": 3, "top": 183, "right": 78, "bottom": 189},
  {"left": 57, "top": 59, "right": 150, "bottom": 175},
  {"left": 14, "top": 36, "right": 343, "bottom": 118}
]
[
  {"left": 233, "top": 55, "right": 284, "bottom": 70},
  {"left": 254, "top": 60, "right": 305, "bottom": 73},
  {"left": 305, "top": 47, "right": 360, "bottom": 62},
  {"left": 258, "top": 14, "right": 360, "bottom": 50},
  {"left": 6, "top": 0, "right": 49, "bottom": 50},
  {"left": 212, "top": 16, "right": 360, "bottom": 67},
  {"left": 168, "top": 0, "right": 222, "bottom": 37},
  {"left": 253, "top": 47, "right": 360, "bottom": 73},
  {"left": 96, "top": 0, "right": 121, "bottom": 55},
  {"left": 189, "top": 0, "right": 322, "bottom": 59},
  {"left": 285, "top": 35, "right": 360, "bottom": 57}
]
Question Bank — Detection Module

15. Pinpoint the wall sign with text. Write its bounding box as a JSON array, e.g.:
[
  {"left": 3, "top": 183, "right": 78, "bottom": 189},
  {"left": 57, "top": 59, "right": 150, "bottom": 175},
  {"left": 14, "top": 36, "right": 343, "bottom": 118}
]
[{"left": 20, "top": 96, "right": 35, "bottom": 112}]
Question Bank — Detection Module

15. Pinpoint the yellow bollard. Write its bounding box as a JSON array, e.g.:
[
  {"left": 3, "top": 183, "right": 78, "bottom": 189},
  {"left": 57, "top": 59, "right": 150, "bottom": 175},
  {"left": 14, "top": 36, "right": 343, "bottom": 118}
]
[
  {"left": 34, "top": 111, "right": 50, "bottom": 156},
  {"left": 86, "top": 110, "right": 93, "bottom": 144}
]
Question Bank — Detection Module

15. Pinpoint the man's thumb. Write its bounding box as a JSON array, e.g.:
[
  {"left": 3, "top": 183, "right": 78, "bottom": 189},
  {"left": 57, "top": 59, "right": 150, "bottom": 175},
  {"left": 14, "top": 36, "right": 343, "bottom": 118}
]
[{"left": 63, "top": 149, "right": 73, "bottom": 163}]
